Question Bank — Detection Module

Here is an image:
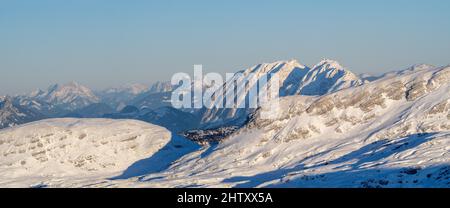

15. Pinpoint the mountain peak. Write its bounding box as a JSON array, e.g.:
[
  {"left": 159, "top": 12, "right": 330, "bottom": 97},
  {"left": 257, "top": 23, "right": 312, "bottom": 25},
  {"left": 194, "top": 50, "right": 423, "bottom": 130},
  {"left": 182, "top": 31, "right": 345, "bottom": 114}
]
[
  {"left": 313, "top": 58, "right": 345, "bottom": 70},
  {"left": 28, "top": 82, "right": 100, "bottom": 111},
  {"left": 0, "top": 95, "right": 45, "bottom": 129}
]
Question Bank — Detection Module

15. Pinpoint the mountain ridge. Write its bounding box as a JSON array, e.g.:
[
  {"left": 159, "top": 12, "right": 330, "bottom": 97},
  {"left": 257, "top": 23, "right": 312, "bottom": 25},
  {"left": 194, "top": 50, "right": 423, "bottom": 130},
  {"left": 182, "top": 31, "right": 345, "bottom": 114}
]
[{"left": 199, "top": 58, "right": 364, "bottom": 129}]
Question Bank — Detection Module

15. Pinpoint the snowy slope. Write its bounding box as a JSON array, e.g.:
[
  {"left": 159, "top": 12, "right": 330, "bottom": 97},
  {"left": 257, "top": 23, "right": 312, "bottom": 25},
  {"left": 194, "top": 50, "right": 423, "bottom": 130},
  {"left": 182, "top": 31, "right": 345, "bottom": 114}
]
[
  {"left": 106, "top": 64, "right": 450, "bottom": 188},
  {"left": 13, "top": 96, "right": 67, "bottom": 117},
  {"left": 0, "top": 118, "right": 197, "bottom": 187}
]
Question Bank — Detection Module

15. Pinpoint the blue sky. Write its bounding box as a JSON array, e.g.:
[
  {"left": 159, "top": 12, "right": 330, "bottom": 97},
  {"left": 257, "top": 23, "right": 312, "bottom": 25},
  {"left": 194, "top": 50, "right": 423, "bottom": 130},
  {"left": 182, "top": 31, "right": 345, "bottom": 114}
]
[{"left": 1, "top": 0, "right": 450, "bottom": 95}]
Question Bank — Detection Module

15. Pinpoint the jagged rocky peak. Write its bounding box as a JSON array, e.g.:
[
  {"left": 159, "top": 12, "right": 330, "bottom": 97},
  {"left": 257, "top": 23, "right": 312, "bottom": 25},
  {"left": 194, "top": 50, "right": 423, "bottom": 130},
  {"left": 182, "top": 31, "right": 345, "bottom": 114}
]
[
  {"left": 55, "top": 81, "right": 95, "bottom": 95},
  {"left": 149, "top": 81, "right": 175, "bottom": 94},
  {"left": 37, "top": 81, "right": 97, "bottom": 99},
  {"left": 27, "top": 82, "right": 100, "bottom": 110}
]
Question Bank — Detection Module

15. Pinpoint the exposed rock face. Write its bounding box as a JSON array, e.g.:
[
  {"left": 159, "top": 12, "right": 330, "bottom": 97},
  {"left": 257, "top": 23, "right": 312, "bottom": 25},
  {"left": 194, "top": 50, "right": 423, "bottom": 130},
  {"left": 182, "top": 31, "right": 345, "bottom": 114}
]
[
  {"left": 293, "top": 59, "right": 363, "bottom": 96},
  {"left": 182, "top": 126, "right": 239, "bottom": 145}
]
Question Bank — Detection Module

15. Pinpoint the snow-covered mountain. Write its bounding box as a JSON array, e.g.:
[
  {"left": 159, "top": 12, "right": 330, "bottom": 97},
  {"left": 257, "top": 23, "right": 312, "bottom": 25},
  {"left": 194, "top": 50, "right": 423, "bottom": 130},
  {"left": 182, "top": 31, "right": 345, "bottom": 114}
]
[
  {"left": 13, "top": 96, "right": 68, "bottom": 117},
  {"left": 0, "top": 97, "right": 45, "bottom": 129},
  {"left": 28, "top": 82, "right": 100, "bottom": 111},
  {"left": 0, "top": 118, "right": 199, "bottom": 187},
  {"left": 130, "top": 81, "right": 178, "bottom": 110},
  {"left": 200, "top": 59, "right": 363, "bottom": 129},
  {"left": 102, "top": 64, "right": 449, "bottom": 188},
  {"left": 98, "top": 82, "right": 176, "bottom": 112},
  {"left": 148, "top": 81, "right": 175, "bottom": 94},
  {"left": 97, "top": 84, "right": 149, "bottom": 110},
  {"left": 2, "top": 59, "right": 364, "bottom": 130}
]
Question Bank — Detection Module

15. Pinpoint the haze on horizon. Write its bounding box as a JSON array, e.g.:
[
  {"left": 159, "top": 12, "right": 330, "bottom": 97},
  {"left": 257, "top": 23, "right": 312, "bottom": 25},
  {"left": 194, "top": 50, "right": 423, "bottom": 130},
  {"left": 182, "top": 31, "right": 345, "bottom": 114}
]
[{"left": 1, "top": 0, "right": 450, "bottom": 95}]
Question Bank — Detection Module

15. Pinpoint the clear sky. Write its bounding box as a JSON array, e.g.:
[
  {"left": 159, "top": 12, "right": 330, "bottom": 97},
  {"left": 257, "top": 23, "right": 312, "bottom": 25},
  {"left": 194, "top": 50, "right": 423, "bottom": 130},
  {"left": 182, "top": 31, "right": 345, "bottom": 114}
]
[{"left": 1, "top": 0, "right": 450, "bottom": 95}]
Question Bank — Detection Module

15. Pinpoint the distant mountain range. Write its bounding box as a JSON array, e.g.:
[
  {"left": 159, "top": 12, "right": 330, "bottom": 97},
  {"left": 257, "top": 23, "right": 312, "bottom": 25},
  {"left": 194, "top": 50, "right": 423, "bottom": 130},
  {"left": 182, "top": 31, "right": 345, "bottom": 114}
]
[
  {"left": 1, "top": 81, "right": 179, "bottom": 130},
  {"left": 0, "top": 59, "right": 438, "bottom": 133}
]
